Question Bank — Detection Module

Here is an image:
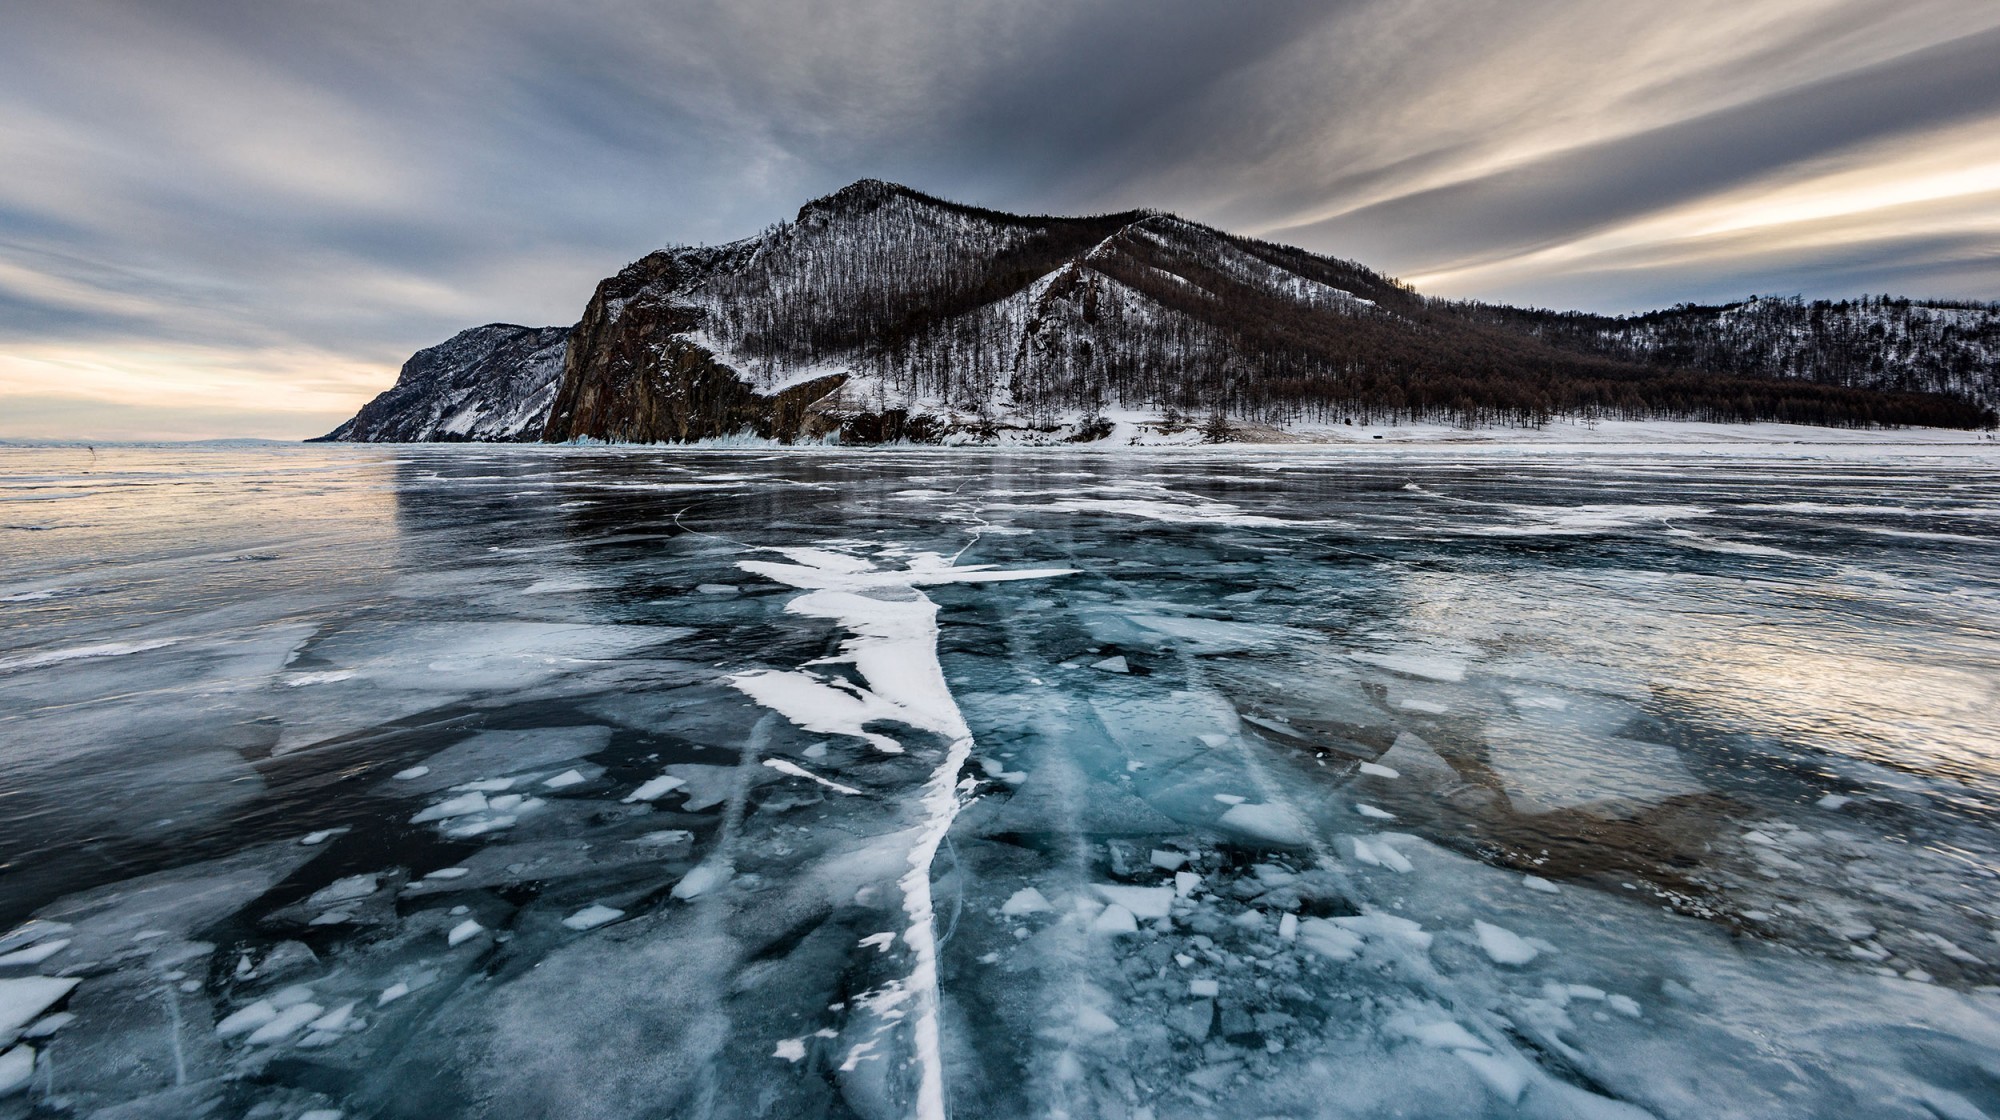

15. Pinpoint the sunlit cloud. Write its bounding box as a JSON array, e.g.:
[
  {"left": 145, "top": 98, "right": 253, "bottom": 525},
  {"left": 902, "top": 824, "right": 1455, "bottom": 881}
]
[{"left": 2, "top": 0, "right": 1996, "bottom": 437}]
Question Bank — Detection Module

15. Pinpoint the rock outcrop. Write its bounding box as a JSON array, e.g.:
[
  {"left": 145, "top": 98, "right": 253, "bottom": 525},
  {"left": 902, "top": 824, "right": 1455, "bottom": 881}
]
[{"left": 313, "top": 324, "right": 570, "bottom": 442}]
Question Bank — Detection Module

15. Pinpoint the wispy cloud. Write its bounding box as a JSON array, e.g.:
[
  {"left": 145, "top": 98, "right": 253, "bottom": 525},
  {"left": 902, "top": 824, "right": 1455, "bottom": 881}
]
[{"left": 2, "top": 0, "right": 1995, "bottom": 437}]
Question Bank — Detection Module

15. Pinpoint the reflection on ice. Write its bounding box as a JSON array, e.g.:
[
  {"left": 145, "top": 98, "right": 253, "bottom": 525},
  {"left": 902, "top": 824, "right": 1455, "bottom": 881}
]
[{"left": 0, "top": 444, "right": 1997, "bottom": 1118}]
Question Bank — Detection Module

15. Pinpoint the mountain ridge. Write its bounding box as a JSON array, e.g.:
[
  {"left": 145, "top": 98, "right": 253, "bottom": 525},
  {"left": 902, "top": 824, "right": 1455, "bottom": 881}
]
[{"left": 315, "top": 180, "right": 1998, "bottom": 443}]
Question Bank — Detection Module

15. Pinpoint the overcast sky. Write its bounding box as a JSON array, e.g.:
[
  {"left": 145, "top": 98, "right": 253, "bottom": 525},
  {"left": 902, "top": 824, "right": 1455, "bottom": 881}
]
[{"left": 4, "top": 0, "right": 1998, "bottom": 438}]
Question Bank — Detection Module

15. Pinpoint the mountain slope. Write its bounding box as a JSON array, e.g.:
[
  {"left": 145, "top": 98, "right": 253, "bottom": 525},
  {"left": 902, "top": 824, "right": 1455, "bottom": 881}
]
[
  {"left": 1456, "top": 295, "right": 2000, "bottom": 408},
  {"left": 322, "top": 181, "right": 1998, "bottom": 443},
  {"left": 313, "top": 324, "right": 570, "bottom": 442}
]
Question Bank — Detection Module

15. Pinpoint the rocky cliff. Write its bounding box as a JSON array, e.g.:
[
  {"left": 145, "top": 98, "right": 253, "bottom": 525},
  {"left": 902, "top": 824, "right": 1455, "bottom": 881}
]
[{"left": 313, "top": 324, "right": 570, "bottom": 442}]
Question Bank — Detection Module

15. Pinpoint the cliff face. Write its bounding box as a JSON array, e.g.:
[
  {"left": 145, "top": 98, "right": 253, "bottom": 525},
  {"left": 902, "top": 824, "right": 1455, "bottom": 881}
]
[
  {"left": 321, "top": 180, "right": 1998, "bottom": 443},
  {"left": 313, "top": 324, "right": 569, "bottom": 442}
]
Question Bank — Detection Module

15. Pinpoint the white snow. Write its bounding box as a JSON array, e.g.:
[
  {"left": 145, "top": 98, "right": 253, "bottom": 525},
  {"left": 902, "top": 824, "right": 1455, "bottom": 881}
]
[{"left": 763, "top": 757, "right": 862, "bottom": 794}]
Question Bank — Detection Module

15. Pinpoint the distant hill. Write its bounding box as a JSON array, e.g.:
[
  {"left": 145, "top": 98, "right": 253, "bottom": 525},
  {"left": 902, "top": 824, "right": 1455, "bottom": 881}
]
[{"left": 315, "top": 180, "right": 1998, "bottom": 443}]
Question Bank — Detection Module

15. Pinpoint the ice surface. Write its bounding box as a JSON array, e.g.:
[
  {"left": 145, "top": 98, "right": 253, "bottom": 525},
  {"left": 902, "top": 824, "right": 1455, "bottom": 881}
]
[{"left": 8, "top": 446, "right": 2000, "bottom": 1119}]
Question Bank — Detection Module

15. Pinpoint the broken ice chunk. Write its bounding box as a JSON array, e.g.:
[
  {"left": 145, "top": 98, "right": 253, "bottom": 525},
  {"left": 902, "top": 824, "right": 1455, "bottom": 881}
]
[
  {"left": 0, "top": 1045, "right": 35, "bottom": 1097},
  {"left": 305, "top": 874, "right": 379, "bottom": 908},
  {"left": 1091, "top": 655, "right": 1130, "bottom": 674},
  {"left": 543, "top": 769, "right": 587, "bottom": 790},
  {"left": 377, "top": 983, "right": 410, "bottom": 1006},
  {"left": 623, "top": 774, "right": 688, "bottom": 803},
  {"left": 1350, "top": 651, "right": 1468, "bottom": 682},
  {"left": 1358, "top": 762, "right": 1400, "bottom": 779},
  {"left": 307, "top": 1003, "right": 355, "bottom": 1033},
  {"left": 1817, "top": 794, "right": 1853, "bottom": 810},
  {"left": 20, "top": 1013, "right": 73, "bottom": 1041},
  {"left": 1219, "top": 801, "right": 1312, "bottom": 845},
  {"left": 1350, "top": 837, "right": 1413, "bottom": 873},
  {"left": 1091, "top": 905, "right": 1139, "bottom": 935},
  {"left": 1355, "top": 803, "right": 1395, "bottom": 820},
  {"left": 299, "top": 829, "right": 345, "bottom": 846},
  {"left": 1093, "top": 885, "right": 1174, "bottom": 921},
  {"left": 773, "top": 1037, "right": 807, "bottom": 1062},
  {"left": 392, "top": 766, "right": 430, "bottom": 781},
  {"left": 1150, "top": 849, "right": 1188, "bottom": 871},
  {"left": 1278, "top": 913, "right": 1299, "bottom": 941},
  {"left": 1076, "top": 1006, "right": 1119, "bottom": 1035},
  {"left": 1473, "top": 920, "right": 1538, "bottom": 965},
  {"left": 0, "top": 978, "right": 78, "bottom": 1043},
  {"left": 561, "top": 905, "right": 625, "bottom": 931},
  {"left": 0, "top": 939, "right": 69, "bottom": 967},
  {"left": 1522, "top": 875, "right": 1560, "bottom": 894},
  {"left": 1389, "top": 1017, "right": 1491, "bottom": 1054},
  {"left": 1189, "top": 978, "right": 1219, "bottom": 998},
  {"left": 246, "top": 1002, "right": 322, "bottom": 1044},
  {"left": 215, "top": 1000, "right": 279, "bottom": 1038},
  {"left": 447, "top": 920, "right": 484, "bottom": 947},
  {"left": 1174, "top": 871, "right": 1202, "bottom": 898},
  {"left": 0, "top": 922, "right": 71, "bottom": 957},
  {"left": 672, "top": 862, "right": 730, "bottom": 900},
  {"left": 412, "top": 792, "right": 488, "bottom": 823},
  {"left": 1296, "top": 919, "right": 1364, "bottom": 961},
  {"left": 1454, "top": 1049, "right": 1530, "bottom": 1103},
  {"left": 1000, "top": 888, "right": 1054, "bottom": 916}
]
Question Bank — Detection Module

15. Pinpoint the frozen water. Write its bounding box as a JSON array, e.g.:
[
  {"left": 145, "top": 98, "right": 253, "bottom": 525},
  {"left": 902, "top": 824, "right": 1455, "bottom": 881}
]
[{"left": 2, "top": 443, "right": 1999, "bottom": 1118}]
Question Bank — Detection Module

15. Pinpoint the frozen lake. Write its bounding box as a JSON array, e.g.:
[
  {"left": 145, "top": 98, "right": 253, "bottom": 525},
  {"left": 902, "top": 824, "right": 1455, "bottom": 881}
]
[{"left": 3, "top": 442, "right": 1999, "bottom": 1119}]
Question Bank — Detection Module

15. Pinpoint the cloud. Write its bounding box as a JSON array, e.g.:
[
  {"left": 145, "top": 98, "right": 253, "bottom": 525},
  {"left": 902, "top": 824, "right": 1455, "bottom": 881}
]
[{"left": 1, "top": 0, "right": 1995, "bottom": 436}]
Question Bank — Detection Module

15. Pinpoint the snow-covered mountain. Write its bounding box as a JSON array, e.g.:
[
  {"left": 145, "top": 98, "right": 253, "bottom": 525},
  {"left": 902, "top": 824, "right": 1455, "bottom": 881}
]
[
  {"left": 319, "top": 181, "right": 1997, "bottom": 443},
  {"left": 1491, "top": 296, "right": 2000, "bottom": 408},
  {"left": 314, "top": 324, "right": 570, "bottom": 442}
]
